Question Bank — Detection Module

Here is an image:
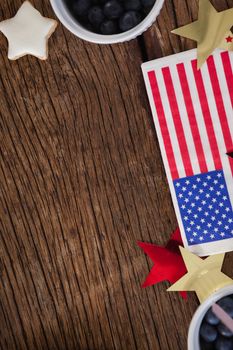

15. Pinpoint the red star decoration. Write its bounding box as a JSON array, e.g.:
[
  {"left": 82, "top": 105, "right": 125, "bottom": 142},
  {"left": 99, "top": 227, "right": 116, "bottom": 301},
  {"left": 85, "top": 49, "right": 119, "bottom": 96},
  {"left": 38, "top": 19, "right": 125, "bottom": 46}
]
[
  {"left": 138, "top": 228, "right": 187, "bottom": 298},
  {"left": 227, "top": 150, "right": 233, "bottom": 158},
  {"left": 226, "top": 36, "right": 233, "bottom": 43}
]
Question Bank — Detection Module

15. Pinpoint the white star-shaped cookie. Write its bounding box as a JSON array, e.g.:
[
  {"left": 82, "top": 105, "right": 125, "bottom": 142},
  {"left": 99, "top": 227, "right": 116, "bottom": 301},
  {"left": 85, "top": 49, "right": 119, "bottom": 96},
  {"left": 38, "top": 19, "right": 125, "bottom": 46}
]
[{"left": 0, "top": 1, "right": 58, "bottom": 60}]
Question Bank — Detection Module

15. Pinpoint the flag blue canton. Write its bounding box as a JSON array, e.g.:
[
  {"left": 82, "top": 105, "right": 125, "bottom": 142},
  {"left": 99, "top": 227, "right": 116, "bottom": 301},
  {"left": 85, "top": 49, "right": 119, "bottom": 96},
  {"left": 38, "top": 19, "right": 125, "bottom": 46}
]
[{"left": 174, "top": 170, "right": 233, "bottom": 246}]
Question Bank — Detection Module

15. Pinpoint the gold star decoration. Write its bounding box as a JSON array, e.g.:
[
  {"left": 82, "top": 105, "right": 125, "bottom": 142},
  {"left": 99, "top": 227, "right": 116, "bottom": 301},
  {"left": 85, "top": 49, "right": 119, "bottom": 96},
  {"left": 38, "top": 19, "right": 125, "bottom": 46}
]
[
  {"left": 172, "top": 0, "right": 233, "bottom": 68},
  {"left": 167, "top": 247, "right": 233, "bottom": 303}
]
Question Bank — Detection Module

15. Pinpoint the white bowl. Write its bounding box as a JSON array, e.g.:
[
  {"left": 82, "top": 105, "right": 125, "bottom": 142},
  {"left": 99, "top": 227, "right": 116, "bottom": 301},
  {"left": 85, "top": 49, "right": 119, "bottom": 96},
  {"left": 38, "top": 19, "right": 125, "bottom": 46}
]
[
  {"left": 188, "top": 285, "right": 233, "bottom": 350},
  {"left": 50, "top": 0, "right": 165, "bottom": 44}
]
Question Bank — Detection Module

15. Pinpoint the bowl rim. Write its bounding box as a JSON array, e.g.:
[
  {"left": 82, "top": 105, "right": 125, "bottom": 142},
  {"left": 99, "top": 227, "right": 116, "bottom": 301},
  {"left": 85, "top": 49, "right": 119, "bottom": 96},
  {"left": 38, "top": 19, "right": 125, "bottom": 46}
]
[
  {"left": 188, "top": 285, "right": 233, "bottom": 350},
  {"left": 50, "top": 0, "right": 165, "bottom": 43}
]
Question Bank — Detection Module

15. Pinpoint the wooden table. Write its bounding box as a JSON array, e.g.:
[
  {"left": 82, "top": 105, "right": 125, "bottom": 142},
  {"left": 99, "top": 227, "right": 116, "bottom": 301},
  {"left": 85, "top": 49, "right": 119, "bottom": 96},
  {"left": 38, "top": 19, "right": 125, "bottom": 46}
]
[{"left": 1, "top": 0, "right": 233, "bottom": 349}]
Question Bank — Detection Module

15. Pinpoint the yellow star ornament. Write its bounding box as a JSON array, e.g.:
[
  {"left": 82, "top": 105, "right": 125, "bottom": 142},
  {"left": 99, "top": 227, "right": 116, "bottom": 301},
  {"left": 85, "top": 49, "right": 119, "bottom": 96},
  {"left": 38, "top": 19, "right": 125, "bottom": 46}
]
[
  {"left": 172, "top": 0, "right": 233, "bottom": 68},
  {"left": 167, "top": 247, "right": 233, "bottom": 303}
]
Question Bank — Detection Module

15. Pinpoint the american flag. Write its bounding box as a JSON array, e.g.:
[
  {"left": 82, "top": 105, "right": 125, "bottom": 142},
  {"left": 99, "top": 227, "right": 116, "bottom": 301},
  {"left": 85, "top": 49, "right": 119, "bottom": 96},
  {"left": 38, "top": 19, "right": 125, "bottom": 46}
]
[{"left": 142, "top": 49, "right": 233, "bottom": 256}]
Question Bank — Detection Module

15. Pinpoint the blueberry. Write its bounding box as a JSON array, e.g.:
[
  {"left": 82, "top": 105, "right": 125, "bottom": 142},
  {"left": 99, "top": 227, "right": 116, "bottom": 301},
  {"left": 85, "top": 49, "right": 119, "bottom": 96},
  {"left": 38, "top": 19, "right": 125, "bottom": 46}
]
[
  {"left": 217, "top": 297, "right": 233, "bottom": 317},
  {"left": 215, "top": 337, "right": 233, "bottom": 350},
  {"left": 141, "top": 0, "right": 155, "bottom": 7},
  {"left": 84, "top": 22, "right": 95, "bottom": 31},
  {"left": 68, "top": 0, "right": 155, "bottom": 34},
  {"left": 205, "top": 308, "right": 220, "bottom": 326},
  {"left": 72, "top": 0, "right": 91, "bottom": 16},
  {"left": 200, "top": 322, "right": 218, "bottom": 343},
  {"left": 218, "top": 297, "right": 233, "bottom": 308},
  {"left": 142, "top": 6, "right": 153, "bottom": 16},
  {"left": 88, "top": 6, "right": 104, "bottom": 26},
  {"left": 104, "top": 0, "right": 123, "bottom": 19},
  {"left": 200, "top": 339, "right": 215, "bottom": 350},
  {"left": 218, "top": 323, "right": 233, "bottom": 337},
  {"left": 124, "top": 0, "right": 141, "bottom": 11},
  {"left": 119, "top": 11, "right": 141, "bottom": 32},
  {"left": 100, "top": 20, "right": 118, "bottom": 34}
]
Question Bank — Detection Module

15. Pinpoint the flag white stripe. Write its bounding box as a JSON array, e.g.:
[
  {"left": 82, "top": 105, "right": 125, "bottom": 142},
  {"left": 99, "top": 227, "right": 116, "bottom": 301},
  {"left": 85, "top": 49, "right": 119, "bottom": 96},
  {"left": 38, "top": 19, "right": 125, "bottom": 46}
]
[
  {"left": 156, "top": 69, "right": 186, "bottom": 178},
  {"left": 217, "top": 54, "right": 233, "bottom": 150},
  {"left": 201, "top": 61, "right": 233, "bottom": 209},
  {"left": 169, "top": 65, "right": 200, "bottom": 175},
  {"left": 184, "top": 60, "right": 216, "bottom": 173}
]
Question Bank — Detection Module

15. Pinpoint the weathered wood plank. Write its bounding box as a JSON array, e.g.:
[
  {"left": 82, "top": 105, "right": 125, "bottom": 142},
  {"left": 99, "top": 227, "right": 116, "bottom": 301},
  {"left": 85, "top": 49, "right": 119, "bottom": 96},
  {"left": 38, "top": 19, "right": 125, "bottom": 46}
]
[{"left": 2, "top": 0, "right": 231, "bottom": 349}]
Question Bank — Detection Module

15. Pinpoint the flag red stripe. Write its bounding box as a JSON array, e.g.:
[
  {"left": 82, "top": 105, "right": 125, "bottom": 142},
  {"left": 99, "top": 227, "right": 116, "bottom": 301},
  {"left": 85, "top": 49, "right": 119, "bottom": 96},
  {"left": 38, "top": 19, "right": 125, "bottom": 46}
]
[
  {"left": 220, "top": 52, "right": 233, "bottom": 174},
  {"left": 177, "top": 63, "right": 208, "bottom": 173},
  {"left": 148, "top": 71, "right": 179, "bottom": 179},
  {"left": 221, "top": 51, "right": 233, "bottom": 109},
  {"left": 207, "top": 56, "right": 233, "bottom": 175},
  {"left": 162, "top": 67, "right": 194, "bottom": 177},
  {"left": 191, "top": 59, "right": 222, "bottom": 170}
]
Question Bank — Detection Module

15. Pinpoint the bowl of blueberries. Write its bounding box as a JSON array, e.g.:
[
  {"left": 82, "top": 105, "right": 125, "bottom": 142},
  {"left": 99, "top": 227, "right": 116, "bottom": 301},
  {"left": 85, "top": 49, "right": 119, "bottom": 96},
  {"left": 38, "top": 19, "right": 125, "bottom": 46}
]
[
  {"left": 50, "top": 0, "right": 165, "bottom": 43},
  {"left": 188, "top": 285, "right": 233, "bottom": 350}
]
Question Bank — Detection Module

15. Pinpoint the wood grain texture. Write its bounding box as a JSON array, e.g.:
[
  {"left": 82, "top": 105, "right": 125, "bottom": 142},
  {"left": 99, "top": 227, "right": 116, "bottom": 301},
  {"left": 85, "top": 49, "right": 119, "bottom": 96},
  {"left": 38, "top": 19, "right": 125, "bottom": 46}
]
[{"left": 1, "top": 0, "right": 233, "bottom": 349}]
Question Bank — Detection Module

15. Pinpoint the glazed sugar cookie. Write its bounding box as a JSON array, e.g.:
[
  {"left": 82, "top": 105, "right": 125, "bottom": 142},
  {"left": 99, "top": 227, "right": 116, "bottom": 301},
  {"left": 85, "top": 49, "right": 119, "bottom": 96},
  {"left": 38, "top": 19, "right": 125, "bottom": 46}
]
[{"left": 0, "top": 1, "right": 58, "bottom": 60}]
